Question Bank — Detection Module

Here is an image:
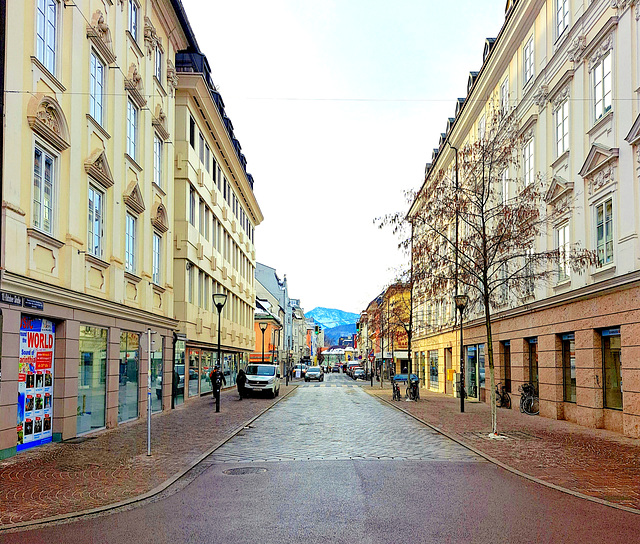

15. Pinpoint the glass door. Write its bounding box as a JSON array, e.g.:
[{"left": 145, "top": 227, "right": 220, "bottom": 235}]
[
  {"left": 188, "top": 349, "right": 199, "bottom": 397},
  {"left": 118, "top": 332, "right": 139, "bottom": 423},
  {"left": 465, "top": 346, "right": 478, "bottom": 399},
  {"left": 78, "top": 326, "right": 107, "bottom": 434}
]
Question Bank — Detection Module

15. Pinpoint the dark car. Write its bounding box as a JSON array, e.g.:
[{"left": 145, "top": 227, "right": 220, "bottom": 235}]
[
  {"left": 353, "top": 368, "right": 366, "bottom": 380},
  {"left": 392, "top": 373, "right": 419, "bottom": 383},
  {"left": 331, "top": 366, "right": 340, "bottom": 373}
]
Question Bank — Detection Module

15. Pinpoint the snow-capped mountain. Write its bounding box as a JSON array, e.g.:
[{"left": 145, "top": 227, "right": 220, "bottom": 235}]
[{"left": 305, "top": 307, "right": 359, "bottom": 330}]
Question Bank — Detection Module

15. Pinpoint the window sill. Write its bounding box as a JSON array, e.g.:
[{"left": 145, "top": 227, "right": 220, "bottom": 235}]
[
  {"left": 27, "top": 228, "right": 65, "bottom": 249},
  {"left": 592, "top": 263, "right": 616, "bottom": 278},
  {"left": 551, "top": 150, "right": 570, "bottom": 170},
  {"left": 126, "top": 31, "right": 144, "bottom": 58},
  {"left": 124, "top": 271, "right": 141, "bottom": 283},
  {"left": 587, "top": 110, "right": 614, "bottom": 136},
  {"left": 154, "top": 76, "right": 167, "bottom": 97},
  {"left": 30, "top": 56, "right": 66, "bottom": 93},
  {"left": 152, "top": 282, "right": 166, "bottom": 294},
  {"left": 125, "top": 153, "right": 143, "bottom": 173},
  {"left": 152, "top": 182, "right": 166, "bottom": 197},
  {"left": 85, "top": 253, "right": 110, "bottom": 270},
  {"left": 553, "top": 278, "right": 571, "bottom": 290},
  {"left": 86, "top": 114, "right": 111, "bottom": 140}
]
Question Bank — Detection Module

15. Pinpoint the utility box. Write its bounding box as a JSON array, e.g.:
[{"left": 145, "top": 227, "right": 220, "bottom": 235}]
[{"left": 453, "top": 373, "right": 461, "bottom": 398}]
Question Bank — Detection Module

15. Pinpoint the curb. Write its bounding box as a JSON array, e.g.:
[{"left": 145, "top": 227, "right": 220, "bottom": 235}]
[
  {"left": 367, "top": 389, "right": 640, "bottom": 516},
  {"left": 0, "top": 386, "right": 299, "bottom": 533}
]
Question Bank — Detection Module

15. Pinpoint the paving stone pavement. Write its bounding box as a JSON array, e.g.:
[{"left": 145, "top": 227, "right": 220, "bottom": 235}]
[
  {"left": 367, "top": 384, "right": 640, "bottom": 512},
  {"left": 210, "top": 385, "right": 483, "bottom": 463}
]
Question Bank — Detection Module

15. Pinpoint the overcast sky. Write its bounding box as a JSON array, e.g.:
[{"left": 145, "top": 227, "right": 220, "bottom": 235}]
[{"left": 180, "top": 0, "right": 506, "bottom": 314}]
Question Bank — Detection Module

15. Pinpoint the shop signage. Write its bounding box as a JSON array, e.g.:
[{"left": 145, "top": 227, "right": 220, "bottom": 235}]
[
  {"left": 1, "top": 291, "right": 23, "bottom": 306},
  {"left": 17, "top": 317, "right": 55, "bottom": 452},
  {"left": 23, "top": 298, "right": 45, "bottom": 310}
]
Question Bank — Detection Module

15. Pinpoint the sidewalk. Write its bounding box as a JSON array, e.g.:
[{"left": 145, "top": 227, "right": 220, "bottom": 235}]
[
  {"left": 0, "top": 384, "right": 298, "bottom": 529},
  {"left": 367, "top": 383, "right": 640, "bottom": 513}
]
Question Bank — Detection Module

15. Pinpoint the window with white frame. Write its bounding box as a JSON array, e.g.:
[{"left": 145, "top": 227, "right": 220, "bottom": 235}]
[
  {"left": 593, "top": 51, "right": 612, "bottom": 122},
  {"left": 125, "top": 213, "right": 136, "bottom": 273},
  {"left": 556, "top": 0, "right": 569, "bottom": 39},
  {"left": 189, "top": 186, "right": 196, "bottom": 226},
  {"left": 126, "top": 99, "right": 138, "bottom": 159},
  {"left": 154, "top": 46, "right": 162, "bottom": 82},
  {"left": 152, "top": 233, "right": 161, "bottom": 285},
  {"left": 556, "top": 222, "right": 570, "bottom": 280},
  {"left": 187, "top": 265, "right": 194, "bottom": 303},
  {"left": 523, "top": 37, "right": 534, "bottom": 84},
  {"left": 523, "top": 138, "right": 534, "bottom": 186},
  {"left": 501, "top": 169, "right": 509, "bottom": 205},
  {"left": 199, "top": 198, "right": 205, "bottom": 235},
  {"left": 88, "top": 185, "right": 105, "bottom": 258},
  {"left": 36, "top": 0, "right": 58, "bottom": 74},
  {"left": 478, "top": 115, "right": 486, "bottom": 139},
  {"left": 33, "top": 145, "right": 55, "bottom": 234},
  {"left": 524, "top": 246, "right": 535, "bottom": 295},
  {"left": 555, "top": 99, "right": 569, "bottom": 156},
  {"left": 153, "top": 133, "right": 163, "bottom": 187},
  {"left": 89, "top": 52, "right": 105, "bottom": 125},
  {"left": 500, "top": 77, "right": 509, "bottom": 114},
  {"left": 596, "top": 198, "right": 613, "bottom": 267},
  {"left": 128, "top": 0, "right": 139, "bottom": 41}
]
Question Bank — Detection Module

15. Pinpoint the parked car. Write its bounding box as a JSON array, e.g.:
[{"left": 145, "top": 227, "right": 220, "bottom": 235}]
[
  {"left": 244, "top": 364, "right": 281, "bottom": 398},
  {"left": 305, "top": 366, "right": 324, "bottom": 382},
  {"left": 353, "top": 368, "right": 366, "bottom": 380},
  {"left": 331, "top": 366, "right": 341, "bottom": 373}
]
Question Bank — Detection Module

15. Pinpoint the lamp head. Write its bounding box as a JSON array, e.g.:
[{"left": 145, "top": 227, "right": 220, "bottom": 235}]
[
  {"left": 454, "top": 294, "right": 469, "bottom": 311},
  {"left": 259, "top": 322, "right": 268, "bottom": 332},
  {"left": 212, "top": 293, "right": 228, "bottom": 312}
]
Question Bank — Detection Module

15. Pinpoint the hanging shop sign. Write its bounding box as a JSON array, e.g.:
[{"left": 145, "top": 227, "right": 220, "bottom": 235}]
[{"left": 17, "top": 316, "right": 55, "bottom": 452}]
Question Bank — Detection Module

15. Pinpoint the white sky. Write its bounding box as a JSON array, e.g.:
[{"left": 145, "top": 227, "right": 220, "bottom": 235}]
[{"left": 180, "top": 0, "right": 505, "bottom": 314}]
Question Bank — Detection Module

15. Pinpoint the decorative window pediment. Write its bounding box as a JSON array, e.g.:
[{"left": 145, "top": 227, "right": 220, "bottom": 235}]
[
  {"left": 166, "top": 60, "right": 179, "bottom": 96},
  {"left": 124, "top": 180, "right": 145, "bottom": 214},
  {"left": 27, "top": 94, "right": 70, "bottom": 151},
  {"left": 545, "top": 176, "right": 574, "bottom": 205},
  {"left": 144, "top": 16, "right": 162, "bottom": 57},
  {"left": 152, "top": 105, "right": 170, "bottom": 140},
  {"left": 84, "top": 148, "right": 114, "bottom": 188},
  {"left": 87, "top": 10, "right": 116, "bottom": 64},
  {"left": 125, "top": 63, "right": 146, "bottom": 108},
  {"left": 151, "top": 202, "right": 169, "bottom": 233},
  {"left": 580, "top": 144, "right": 619, "bottom": 196},
  {"left": 625, "top": 114, "right": 640, "bottom": 146}
]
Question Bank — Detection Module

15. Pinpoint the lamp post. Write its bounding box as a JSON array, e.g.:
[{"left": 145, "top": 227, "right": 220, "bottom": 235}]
[
  {"left": 454, "top": 293, "right": 468, "bottom": 413},
  {"left": 212, "top": 293, "right": 227, "bottom": 413},
  {"left": 259, "top": 322, "right": 268, "bottom": 364}
]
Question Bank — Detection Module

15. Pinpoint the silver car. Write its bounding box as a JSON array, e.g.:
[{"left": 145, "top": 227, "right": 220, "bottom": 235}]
[{"left": 304, "top": 366, "right": 324, "bottom": 382}]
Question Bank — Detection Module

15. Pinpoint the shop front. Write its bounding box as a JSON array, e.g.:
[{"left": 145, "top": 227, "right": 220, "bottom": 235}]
[
  {"left": 465, "top": 344, "right": 485, "bottom": 401},
  {"left": 183, "top": 343, "right": 247, "bottom": 398}
]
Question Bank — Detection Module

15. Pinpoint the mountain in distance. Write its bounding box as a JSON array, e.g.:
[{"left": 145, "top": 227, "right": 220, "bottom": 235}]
[
  {"left": 305, "top": 307, "right": 359, "bottom": 330},
  {"left": 323, "top": 323, "right": 357, "bottom": 346}
]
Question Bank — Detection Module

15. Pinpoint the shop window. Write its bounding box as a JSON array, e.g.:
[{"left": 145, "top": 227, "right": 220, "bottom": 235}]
[
  {"left": 118, "top": 332, "right": 139, "bottom": 423},
  {"left": 201, "top": 351, "right": 213, "bottom": 394},
  {"left": 188, "top": 349, "right": 199, "bottom": 397},
  {"left": 602, "top": 328, "right": 622, "bottom": 410},
  {"left": 428, "top": 350, "right": 438, "bottom": 390},
  {"left": 562, "top": 333, "right": 576, "bottom": 403},
  {"left": 528, "top": 338, "right": 538, "bottom": 394},
  {"left": 501, "top": 341, "right": 511, "bottom": 392},
  {"left": 78, "top": 326, "right": 107, "bottom": 434},
  {"left": 173, "top": 339, "right": 186, "bottom": 407}
]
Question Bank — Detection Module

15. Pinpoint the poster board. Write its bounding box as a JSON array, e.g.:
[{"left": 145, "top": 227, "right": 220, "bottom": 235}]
[{"left": 17, "top": 317, "right": 55, "bottom": 452}]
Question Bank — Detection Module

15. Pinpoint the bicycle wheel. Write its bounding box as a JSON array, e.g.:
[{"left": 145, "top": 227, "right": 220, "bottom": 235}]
[
  {"left": 519, "top": 395, "right": 526, "bottom": 413},
  {"left": 504, "top": 393, "right": 511, "bottom": 410},
  {"left": 496, "top": 390, "right": 503, "bottom": 408},
  {"left": 529, "top": 396, "right": 539, "bottom": 415}
]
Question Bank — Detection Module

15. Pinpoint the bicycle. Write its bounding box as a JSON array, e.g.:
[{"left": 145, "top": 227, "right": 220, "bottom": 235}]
[
  {"left": 495, "top": 382, "right": 511, "bottom": 409},
  {"left": 518, "top": 383, "right": 539, "bottom": 415},
  {"left": 392, "top": 381, "right": 401, "bottom": 401},
  {"left": 405, "top": 378, "right": 419, "bottom": 401}
]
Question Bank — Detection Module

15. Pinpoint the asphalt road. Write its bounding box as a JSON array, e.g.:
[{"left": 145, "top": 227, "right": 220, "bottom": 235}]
[{"left": 3, "top": 372, "right": 639, "bottom": 543}]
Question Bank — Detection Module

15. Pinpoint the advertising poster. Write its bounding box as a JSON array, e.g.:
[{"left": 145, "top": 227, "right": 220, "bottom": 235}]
[{"left": 17, "top": 317, "right": 55, "bottom": 452}]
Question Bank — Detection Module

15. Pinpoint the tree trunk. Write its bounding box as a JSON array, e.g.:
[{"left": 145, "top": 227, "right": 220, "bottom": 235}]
[{"left": 484, "top": 298, "right": 497, "bottom": 435}]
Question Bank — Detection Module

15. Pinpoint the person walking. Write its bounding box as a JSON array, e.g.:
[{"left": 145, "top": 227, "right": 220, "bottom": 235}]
[
  {"left": 236, "top": 368, "right": 246, "bottom": 401},
  {"left": 209, "top": 364, "right": 226, "bottom": 412}
]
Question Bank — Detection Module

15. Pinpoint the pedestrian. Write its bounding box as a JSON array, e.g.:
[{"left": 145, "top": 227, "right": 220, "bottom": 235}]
[
  {"left": 209, "top": 364, "right": 226, "bottom": 412},
  {"left": 236, "top": 368, "right": 246, "bottom": 401}
]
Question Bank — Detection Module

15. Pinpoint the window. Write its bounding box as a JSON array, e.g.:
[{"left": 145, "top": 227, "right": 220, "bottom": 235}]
[
  {"left": 89, "top": 52, "right": 105, "bottom": 125},
  {"left": 596, "top": 198, "right": 613, "bottom": 266},
  {"left": 528, "top": 338, "right": 538, "bottom": 394},
  {"left": 189, "top": 186, "right": 196, "bottom": 226},
  {"left": 500, "top": 77, "right": 509, "bottom": 114},
  {"left": 556, "top": 222, "right": 570, "bottom": 280},
  {"left": 593, "top": 52, "right": 612, "bottom": 121},
  {"left": 478, "top": 115, "right": 486, "bottom": 139},
  {"left": 187, "top": 265, "right": 194, "bottom": 303},
  {"left": 152, "top": 233, "right": 161, "bottom": 285},
  {"left": 199, "top": 199, "right": 205, "bottom": 235},
  {"left": 128, "top": 0, "right": 138, "bottom": 41},
  {"left": 125, "top": 213, "right": 136, "bottom": 273},
  {"left": 198, "top": 270, "right": 204, "bottom": 308},
  {"left": 562, "top": 333, "right": 576, "bottom": 403},
  {"left": 204, "top": 207, "right": 210, "bottom": 241},
  {"left": 36, "top": 0, "right": 58, "bottom": 74},
  {"left": 523, "top": 37, "right": 534, "bottom": 84},
  {"left": 556, "top": 0, "right": 569, "bottom": 39},
  {"left": 204, "top": 275, "right": 209, "bottom": 311},
  {"left": 501, "top": 341, "right": 511, "bottom": 393},
  {"left": 602, "top": 329, "right": 622, "bottom": 410},
  {"left": 205, "top": 144, "right": 210, "bottom": 173},
  {"left": 523, "top": 138, "right": 534, "bottom": 186},
  {"left": 154, "top": 46, "right": 162, "bottom": 82},
  {"left": 501, "top": 169, "right": 509, "bottom": 205},
  {"left": 153, "top": 134, "right": 163, "bottom": 187},
  {"left": 189, "top": 116, "right": 196, "bottom": 149},
  {"left": 33, "top": 146, "right": 55, "bottom": 234},
  {"left": 199, "top": 132, "right": 204, "bottom": 164},
  {"left": 428, "top": 350, "right": 438, "bottom": 389},
  {"left": 88, "top": 185, "right": 105, "bottom": 258},
  {"left": 126, "top": 100, "right": 138, "bottom": 159},
  {"left": 555, "top": 99, "right": 569, "bottom": 156}
]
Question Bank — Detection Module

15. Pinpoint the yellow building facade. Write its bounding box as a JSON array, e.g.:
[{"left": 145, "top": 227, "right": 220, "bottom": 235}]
[{"left": 410, "top": 0, "right": 640, "bottom": 437}]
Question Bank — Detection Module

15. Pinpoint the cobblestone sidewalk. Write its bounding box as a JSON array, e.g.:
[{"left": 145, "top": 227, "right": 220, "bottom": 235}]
[
  {"left": 0, "top": 384, "right": 297, "bottom": 528},
  {"left": 367, "top": 384, "right": 640, "bottom": 512}
]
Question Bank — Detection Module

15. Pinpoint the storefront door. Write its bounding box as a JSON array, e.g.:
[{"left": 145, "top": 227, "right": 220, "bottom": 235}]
[
  {"left": 118, "top": 332, "right": 139, "bottom": 423},
  {"left": 77, "top": 326, "right": 107, "bottom": 434}
]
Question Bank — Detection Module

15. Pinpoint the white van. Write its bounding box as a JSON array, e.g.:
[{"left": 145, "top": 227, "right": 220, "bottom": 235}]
[{"left": 244, "top": 364, "right": 281, "bottom": 398}]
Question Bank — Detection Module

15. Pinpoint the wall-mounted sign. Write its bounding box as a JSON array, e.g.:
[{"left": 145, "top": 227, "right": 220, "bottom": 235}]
[
  {"left": 23, "top": 298, "right": 45, "bottom": 311},
  {"left": 0, "top": 291, "right": 44, "bottom": 310},
  {"left": 1, "top": 291, "right": 23, "bottom": 306}
]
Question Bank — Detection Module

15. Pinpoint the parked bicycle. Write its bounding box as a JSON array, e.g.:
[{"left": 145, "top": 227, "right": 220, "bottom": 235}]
[
  {"left": 392, "top": 381, "right": 401, "bottom": 401},
  {"left": 518, "top": 383, "right": 539, "bottom": 415},
  {"left": 406, "top": 377, "right": 420, "bottom": 401},
  {"left": 495, "top": 382, "right": 511, "bottom": 409}
]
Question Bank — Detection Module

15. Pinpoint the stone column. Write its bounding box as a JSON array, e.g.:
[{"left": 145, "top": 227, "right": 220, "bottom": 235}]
[
  {"left": 575, "top": 329, "right": 603, "bottom": 429},
  {"left": 622, "top": 323, "right": 640, "bottom": 438},
  {"left": 106, "top": 327, "right": 121, "bottom": 429},
  {"left": 54, "top": 319, "right": 80, "bottom": 441},
  {"left": 0, "top": 308, "right": 21, "bottom": 458},
  {"left": 539, "top": 333, "right": 562, "bottom": 419}
]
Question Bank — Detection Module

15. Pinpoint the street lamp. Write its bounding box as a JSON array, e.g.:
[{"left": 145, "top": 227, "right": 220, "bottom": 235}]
[
  {"left": 259, "top": 322, "right": 268, "bottom": 364},
  {"left": 454, "top": 293, "right": 468, "bottom": 413},
  {"left": 212, "top": 293, "right": 227, "bottom": 413}
]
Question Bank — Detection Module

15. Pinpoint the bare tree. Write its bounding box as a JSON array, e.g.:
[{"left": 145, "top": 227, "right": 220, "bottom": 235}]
[{"left": 386, "top": 108, "right": 596, "bottom": 435}]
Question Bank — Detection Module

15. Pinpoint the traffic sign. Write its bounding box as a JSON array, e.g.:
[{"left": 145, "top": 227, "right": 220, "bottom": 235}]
[{"left": 368, "top": 354, "right": 375, "bottom": 363}]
